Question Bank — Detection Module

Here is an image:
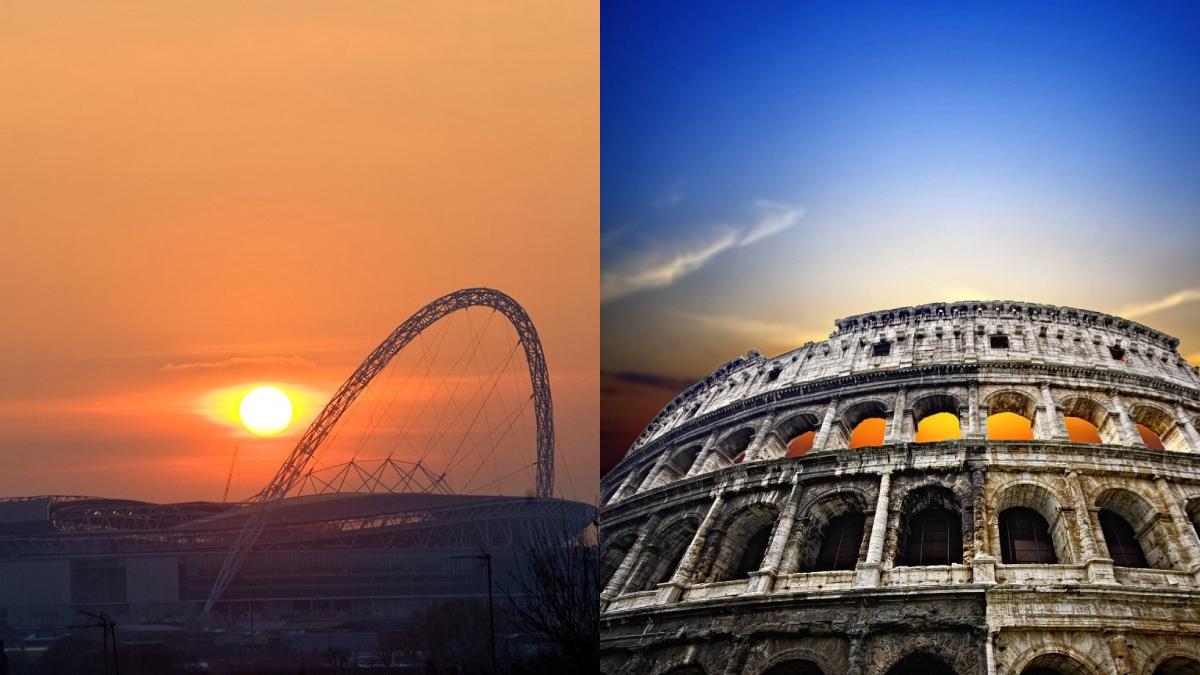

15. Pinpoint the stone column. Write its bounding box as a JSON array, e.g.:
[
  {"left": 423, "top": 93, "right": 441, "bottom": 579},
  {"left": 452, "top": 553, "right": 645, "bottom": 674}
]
[
  {"left": 747, "top": 474, "right": 803, "bottom": 594},
  {"left": 601, "top": 514, "right": 662, "bottom": 605},
  {"left": 1040, "top": 382, "right": 1069, "bottom": 440},
  {"left": 607, "top": 468, "right": 640, "bottom": 504},
  {"left": 970, "top": 469, "right": 996, "bottom": 583},
  {"left": 1065, "top": 471, "right": 1115, "bottom": 583},
  {"left": 811, "top": 399, "right": 839, "bottom": 452},
  {"left": 1110, "top": 393, "right": 1144, "bottom": 447},
  {"left": 1174, "top": 404, "right": 1200, "bottom": 453},
  {"left": 659, "top": 493, "right": 725, "bottom": 604},
  {"left": 1154, "top": 477, "right": 1200, "bottom": 574},
  {"left": 745, "top": 413, "right": 777, "bottom": 462},
  {"left": 1106, "top": 632, "right": 1132, "bottom": 675},
  {"left": 855, "top": 471, "right": 892, "bottom": 587},
  {"left": 964, "top": 383, "right": 984, "bottom": 439},
  {"left": 722, "top": 639, "right": 752, "bottom": 675},
  {"left": 638, "top": 451, "right": 673, "bottom": 492},
  {"left": 884, "top": 388, "right": 907, "bottom": 443},
  {"left": 846, "top": 632, "right": 867, "bottom": 675},
  {"left": 686, "top": 432, "right": 720, "bottom": 477}
]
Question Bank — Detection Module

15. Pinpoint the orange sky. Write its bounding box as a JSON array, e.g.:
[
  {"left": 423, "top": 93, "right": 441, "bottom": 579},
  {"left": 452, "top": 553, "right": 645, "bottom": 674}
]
[{"left": 0, "top": 2, "right": 598, "bottom": 503}]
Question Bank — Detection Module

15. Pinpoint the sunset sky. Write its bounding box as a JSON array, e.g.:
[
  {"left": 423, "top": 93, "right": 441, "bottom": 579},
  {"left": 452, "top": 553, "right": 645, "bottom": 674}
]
[
  {"left": 0, "top": 2, "right": 598, "bottom": 502},
  {"left": 601, "top": 1, "right": 1200, "bottom": 472}
]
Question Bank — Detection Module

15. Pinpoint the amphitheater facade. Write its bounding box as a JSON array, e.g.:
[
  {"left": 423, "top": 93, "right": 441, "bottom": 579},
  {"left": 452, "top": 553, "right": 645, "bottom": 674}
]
[{"left": 599, "top": 301, "right": 1200, "bottom": 675}]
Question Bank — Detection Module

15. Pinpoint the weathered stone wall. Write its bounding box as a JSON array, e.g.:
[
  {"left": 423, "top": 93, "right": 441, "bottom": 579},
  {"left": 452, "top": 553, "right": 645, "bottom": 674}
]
[{"left": 601, "top": 302, "right": 1200, "bottom": 675}]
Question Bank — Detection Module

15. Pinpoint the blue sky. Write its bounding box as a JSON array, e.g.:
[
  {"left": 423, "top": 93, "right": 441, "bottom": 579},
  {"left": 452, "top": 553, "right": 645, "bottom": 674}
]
[{"left": 600, "top": 1, "right": 1200, "bottom": 469}]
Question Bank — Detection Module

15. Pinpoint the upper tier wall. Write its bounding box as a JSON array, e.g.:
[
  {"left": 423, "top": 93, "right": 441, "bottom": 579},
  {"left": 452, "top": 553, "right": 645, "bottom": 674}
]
[{"left": 631, "top": 301, "right": 1200, "bottom": 452}]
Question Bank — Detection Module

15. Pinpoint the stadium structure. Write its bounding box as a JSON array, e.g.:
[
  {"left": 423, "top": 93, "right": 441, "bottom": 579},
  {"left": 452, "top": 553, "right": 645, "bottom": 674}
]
[
  {"left": 600, "top": 301, "right": 1200, "bottom": 675},
  {"left": 0, "top": 288, "right": 594, "bottom": 636}
]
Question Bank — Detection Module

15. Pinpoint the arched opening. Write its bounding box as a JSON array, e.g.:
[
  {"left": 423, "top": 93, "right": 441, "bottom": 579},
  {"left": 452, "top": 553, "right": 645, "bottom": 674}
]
[
  {"left": 886, "top": 653, "right": 957, "bottom": 675},
  {"left": 916, "top": 413, "right": 961, "bottom": 443},
  {"left": 1099, "top": 509, "right": 1149, "bottom": 568},
  {"left": 836, "top": 400, "right": 889, "bottom": 449},
  {"left": 702, "top": 503, "right": 779, "bottom": 583},
  {"left": 787, "top": 431, "right": 815, "bottom": 457},
  {"left": 1096, "top": 488, "right": 1173, "bottom": 569},
  {"left": 1020, "top": 652, "right": 1095, "bottom": 675},
  {"left": 667, "top": 444, "right": 703, "bottom": 478},
  {"left": 600, "top": 530, "right": 639, "bottom": 588},
  {"left": 1131, "top": 404, "right": 1180, "bottom": 451},
  {"left": 912, "top": 394, "right": 962, "bottom": 443},
  {"left": 771, "top": 412, "right": 820, "bottom": 459},
  {"left": 663, "top": 667, "right": 706, "bottom": 675},
  {"left": 1153, "top": 656, "right": 1200, "bottom": 675},
  {"left": 986, "top": 391, "right": 1038, "bottom": 440},
  {"left": 1187, "top": 499, "right": 1200, "bottom": 540},
  {"left": 1137, "top": 423, "right": 1166, "bottom": 450},
  {"left": 626, "top": 518, "right": 699, "bottom": 592},
  {"left": 999, "top": 507, "right": 1058, "bottom": 564},
  {"left": 988, "top": 412, "right": 1034, "bottom": 440},
  {"left": 849, "top": 418, "right": 886, "bottom": 448},
  {"left": 1064, "top": 417, "right": 1102, "bottom": 444},
  {"left": 1061, "top": 396, "right": 1116, "bottom": 445},
  {"left": 730, "top": 523, "right": 774, "bottom": 579},
  {"left": 794, "top": 491, "right": 869, "bottom": 573},
  {"left": 719, "top": 427, "right": 755, "bottom": 465},
  {"left": 993, "top": 483, "right": 1071, "bottom": 564},
  {"left": 812, "top": 512, "right": 866, "bottom": 571},
  {"left": 764, "top": 661, "right": 825, "bottom": 675},
  {"left": 898, "top": 486, "right": 964, "bottom": 567}
]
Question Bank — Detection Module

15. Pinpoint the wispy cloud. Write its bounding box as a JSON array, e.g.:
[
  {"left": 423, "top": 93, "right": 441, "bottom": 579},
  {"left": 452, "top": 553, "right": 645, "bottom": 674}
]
[
  {"left": 601, "top": 200, "right": 804, "bottom": 302},
  {"left": 672, "top": 309, "right": 828, "bottom": 347},
  {"left": 160, "top": 355, "right": 318, "bottom": 373},
  {"left": 1114, "top": 288, "right": 1200, "bottom": 320}
]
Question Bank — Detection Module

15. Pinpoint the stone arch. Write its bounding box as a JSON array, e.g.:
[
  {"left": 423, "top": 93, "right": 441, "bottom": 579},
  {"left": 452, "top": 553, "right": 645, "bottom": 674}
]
[
  {"left": 1186, "top": 497, "right": 1200, "bottom": 538},
  {"left": 754, "top": 646, "right": 836, "bottom": 675},
  {"left": 624, "top": 511, "right": 703, "bottom": 592},
  {"left": 992, "top": 480, "right": 1073, "bottom": 564},
  {"left": 716, "top": 425, "right": 757, "bottom": 465},
  {"left": 697, "top": 495, "right": 781, "bottom": 583},
  {"left": 984, "top": 389, "right": 1038, "bottom": 441},
  {"left": 620, "top": 459, "right": 659, "bottom": 500},
  {"left": 883, "top": 651, "right": 959, "bottom": 674},
  {"left": 910, "top": 393, "right": 963, "bottom": 443},
  {"left": 1059, "top": 395, "right": 1118, "bottom": 445},
  {"left": 894, "top": 483, "right": 966, "bottom": 566},
  {"left": 790, "top": 488, "right": 870, "bottom": 573},
  {"left": 652, "top": 662, "right": 709, "bottom": 675},
  {"left": 1094, "top": 487, "right": 1174, "bottom": 570},
  {"left": 1147, "top": 652, "right": 1200, "bottom": 675},
  {"left": 664, "top": 443, "right": 704, "bottom": 479},
  {"left": 601, "top": 528, "right": 640, "bottom": 588},
  {"left": 1129, "top": 403, "right": 1185, "bottom": 451},
  {"left": 766, "top": 410, "right": 822, "bottom": 459},
  {"left": 832, "top": 399, "right": 890, "bottom": 449},
  {"left": 761, "top": 660, "right": 825, "bottom": 675},
  {"left": 1015, "top": 650, "right": 1100, "bottom": 675}
]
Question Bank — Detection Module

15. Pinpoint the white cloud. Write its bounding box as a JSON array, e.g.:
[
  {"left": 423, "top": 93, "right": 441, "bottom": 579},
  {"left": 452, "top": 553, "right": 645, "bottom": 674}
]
[
  {"left": 672, "top": 309, "right": 828, "bottom": 347},
  {"left": 601, "top": 200, "right": 804, "bottom": 302},
  {"left": 739, "top": 200, "right": 805, "bottom": 246},
  {"left": 1114, "top": 288, "right": 1200, "bottom": 320}
]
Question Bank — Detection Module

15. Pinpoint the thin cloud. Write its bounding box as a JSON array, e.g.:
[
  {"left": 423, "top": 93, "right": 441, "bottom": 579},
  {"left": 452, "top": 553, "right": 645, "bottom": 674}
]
[
  {"left": 739, "top": 200, "right": 805, "bottom": 246},
  {"left": 1114, "top": 288, "right": 1200, "bottom": 320},
  {"left": 601, "top": 200, "right": 804, "bottom": 302},
  {"left": 672, "top": 309, "right": 828, "bottom": 348},
  {"left": 160, "top": 355, "right": 318, "bottom": 373}
]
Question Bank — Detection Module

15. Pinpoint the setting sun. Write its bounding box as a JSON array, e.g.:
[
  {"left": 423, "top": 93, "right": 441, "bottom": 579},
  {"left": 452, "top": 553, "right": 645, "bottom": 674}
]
[{"left": 239, "top": 386, "right": 293, "bottom": 436}]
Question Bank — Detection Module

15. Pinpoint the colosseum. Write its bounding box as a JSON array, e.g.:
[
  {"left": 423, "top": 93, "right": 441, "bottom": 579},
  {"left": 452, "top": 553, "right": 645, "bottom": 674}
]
[{"left": 599, "top": 301, "right": 1200, "bottom": 675}]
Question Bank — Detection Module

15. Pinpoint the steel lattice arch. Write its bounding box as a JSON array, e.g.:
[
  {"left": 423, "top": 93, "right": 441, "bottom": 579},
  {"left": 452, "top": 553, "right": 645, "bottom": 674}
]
[
  {"left": 599, "top": 301, "right": 1200, "bottom": 675},
  {"left": 0, "top": 288, "right": 592, "bottom": 631}
]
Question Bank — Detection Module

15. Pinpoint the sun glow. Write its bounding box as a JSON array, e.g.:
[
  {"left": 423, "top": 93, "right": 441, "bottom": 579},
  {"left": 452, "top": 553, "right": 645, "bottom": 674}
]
[{"left": 238, "top": 386, "right": 293, "bottom": 436}]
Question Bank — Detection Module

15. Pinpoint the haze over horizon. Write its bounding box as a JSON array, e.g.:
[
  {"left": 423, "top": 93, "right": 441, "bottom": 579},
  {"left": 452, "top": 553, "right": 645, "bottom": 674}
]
[{"left": 1, "top": 2, "right": 599, "bottom": 502}]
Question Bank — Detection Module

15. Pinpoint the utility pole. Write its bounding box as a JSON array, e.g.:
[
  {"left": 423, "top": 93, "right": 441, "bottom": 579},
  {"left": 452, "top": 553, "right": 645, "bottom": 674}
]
[
  {"left": 451, "top": 549, "right": 495, "bottom": 673},
  {"left": 71, "top": 610, "right": 119, "bottom": 675}
]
